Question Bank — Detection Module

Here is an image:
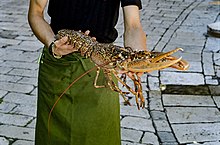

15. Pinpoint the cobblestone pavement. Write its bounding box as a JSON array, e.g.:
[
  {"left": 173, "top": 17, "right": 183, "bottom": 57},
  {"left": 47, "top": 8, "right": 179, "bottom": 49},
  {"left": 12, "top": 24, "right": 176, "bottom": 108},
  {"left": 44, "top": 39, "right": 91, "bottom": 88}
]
[{"left": 0, "top": 0, "right": 220, "bottom": 145}]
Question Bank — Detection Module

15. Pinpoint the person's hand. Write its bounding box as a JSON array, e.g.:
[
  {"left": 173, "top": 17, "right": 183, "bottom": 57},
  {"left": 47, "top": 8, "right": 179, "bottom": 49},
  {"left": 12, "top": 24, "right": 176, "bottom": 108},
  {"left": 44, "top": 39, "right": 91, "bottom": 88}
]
[
  {"left": 52, "top": 36, "right": 76, "bottom": 56},
  {"left": 52, "top": 30, "right": 94, "bottom": 56}
]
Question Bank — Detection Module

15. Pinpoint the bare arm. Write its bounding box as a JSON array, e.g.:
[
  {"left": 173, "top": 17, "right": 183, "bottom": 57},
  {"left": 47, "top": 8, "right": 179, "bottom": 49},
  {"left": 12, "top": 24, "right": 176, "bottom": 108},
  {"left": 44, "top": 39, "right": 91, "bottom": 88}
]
[
  {"left": 122, "top": 6, "right": 147, "bottom": 51},
  {"left": 28, "top": 0, "right": 55, "bottom": 48},
  {"left": 28, "top": 0, "right": 77, "bottom": 56}
]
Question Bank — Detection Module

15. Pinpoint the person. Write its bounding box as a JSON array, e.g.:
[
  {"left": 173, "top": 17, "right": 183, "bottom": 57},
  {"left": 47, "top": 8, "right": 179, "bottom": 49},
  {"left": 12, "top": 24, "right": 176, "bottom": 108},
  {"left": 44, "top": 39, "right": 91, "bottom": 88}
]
[{"left": 28, "top": 0, "right": 147, "bottom": 145}]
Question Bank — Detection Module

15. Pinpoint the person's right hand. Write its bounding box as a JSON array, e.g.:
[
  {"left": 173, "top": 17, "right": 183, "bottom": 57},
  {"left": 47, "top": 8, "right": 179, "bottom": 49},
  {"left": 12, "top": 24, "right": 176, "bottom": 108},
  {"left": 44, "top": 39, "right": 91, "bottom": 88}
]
[
  {"left": 52, "top": 30, "right": 94, "bottom": 56},
  {"left": 52, "top": 36, "right": 77, "bottom": 56}
]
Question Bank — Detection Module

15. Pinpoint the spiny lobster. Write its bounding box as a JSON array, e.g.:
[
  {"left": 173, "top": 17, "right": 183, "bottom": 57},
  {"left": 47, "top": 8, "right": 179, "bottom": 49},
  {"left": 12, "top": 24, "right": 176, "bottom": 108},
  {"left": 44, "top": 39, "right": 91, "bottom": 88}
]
[
  {"left": 47, "top": 29, "right": 189, "bottom": 135},
  {"left": 53, "top": 29, "right": 189, "bottom": 110}
]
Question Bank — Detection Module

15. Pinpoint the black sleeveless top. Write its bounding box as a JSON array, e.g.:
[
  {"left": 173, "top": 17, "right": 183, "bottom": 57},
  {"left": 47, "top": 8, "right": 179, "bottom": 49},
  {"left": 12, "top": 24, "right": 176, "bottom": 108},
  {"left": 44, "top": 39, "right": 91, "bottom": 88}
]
[{"left": 48, "top": 0, "right": 142, "bottom": 43}]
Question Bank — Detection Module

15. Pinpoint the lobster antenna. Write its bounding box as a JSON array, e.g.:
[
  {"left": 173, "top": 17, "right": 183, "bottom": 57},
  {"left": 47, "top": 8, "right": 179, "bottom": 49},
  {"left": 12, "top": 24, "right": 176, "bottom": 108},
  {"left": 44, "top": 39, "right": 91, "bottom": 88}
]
[
  {"left": 47, "top": 61, "right": 110, "bottom": 138},
  {"left": 47, "top": 65, "right": 98, "bottom": 137}
]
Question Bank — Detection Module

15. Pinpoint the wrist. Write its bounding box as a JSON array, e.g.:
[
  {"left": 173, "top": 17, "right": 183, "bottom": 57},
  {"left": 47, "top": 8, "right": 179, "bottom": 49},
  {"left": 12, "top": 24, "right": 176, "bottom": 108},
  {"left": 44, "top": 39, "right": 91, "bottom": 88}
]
[{"left": 48, "top": 41, "right": 62, "bottom": 59}]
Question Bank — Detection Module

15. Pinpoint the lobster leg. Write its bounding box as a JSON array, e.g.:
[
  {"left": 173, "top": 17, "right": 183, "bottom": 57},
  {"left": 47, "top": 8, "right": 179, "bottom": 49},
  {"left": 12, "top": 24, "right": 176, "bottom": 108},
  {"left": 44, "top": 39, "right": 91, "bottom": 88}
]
[
  {"left": 112, "top": 70, "right": 146, "bottom": 109},
  {"left": 93, "top": 67, "right": 106, "bottom": 88},
  {"left": 137, "top": 75, "right": 145, "bottom": 109},
  {"left": 112, "top": 71, "right": 138, "bottom": 96},
  {"left": 104, "top": 70, "right": 131, "bottom": 105},
  {"left": 129, "top": 73, "right": 145, "bottom": 110}
]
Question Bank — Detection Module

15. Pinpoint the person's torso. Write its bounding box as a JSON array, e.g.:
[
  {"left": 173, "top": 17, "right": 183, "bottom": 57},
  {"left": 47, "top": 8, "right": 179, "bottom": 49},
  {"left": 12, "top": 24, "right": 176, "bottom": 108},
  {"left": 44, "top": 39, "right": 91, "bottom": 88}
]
[{"left": 48, "top": 0, "right": 121, "bottom": 43}]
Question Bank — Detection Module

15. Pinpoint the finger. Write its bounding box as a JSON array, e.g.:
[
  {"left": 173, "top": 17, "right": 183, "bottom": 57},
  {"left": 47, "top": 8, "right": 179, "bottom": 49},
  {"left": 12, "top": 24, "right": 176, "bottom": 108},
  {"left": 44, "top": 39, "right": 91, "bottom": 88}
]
[
  {"left": 55, "top": 36, "right": 68, "bottom": 47},
  {"left": 64, "top": 45, "right": 79, "bottom": 53},
  {"left": 85, "top": 30, "right": 90, "bottom": 35},
  {"left": 91, "top": 37, "right": 96, "bottom": 41}
]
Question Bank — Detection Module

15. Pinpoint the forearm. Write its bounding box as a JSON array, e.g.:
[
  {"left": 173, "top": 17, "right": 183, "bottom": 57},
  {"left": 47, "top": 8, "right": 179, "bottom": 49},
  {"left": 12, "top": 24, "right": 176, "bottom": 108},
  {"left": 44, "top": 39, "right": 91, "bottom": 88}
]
[
  {"left": 124, "top": 26, "right": 147, "bottom": 51},
  {"left": 122, "top": 5, "right": 147, "bottom": 51},
  {"left": 28, "top": 14, "right": 55, "bottom": 48}
]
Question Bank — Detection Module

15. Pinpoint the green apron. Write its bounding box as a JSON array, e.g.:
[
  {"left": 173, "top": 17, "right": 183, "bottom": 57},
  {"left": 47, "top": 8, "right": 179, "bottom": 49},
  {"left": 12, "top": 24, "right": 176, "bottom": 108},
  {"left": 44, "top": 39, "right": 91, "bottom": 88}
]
[{"left": 35, "top": 47, "right": 121, "bottom": 145}]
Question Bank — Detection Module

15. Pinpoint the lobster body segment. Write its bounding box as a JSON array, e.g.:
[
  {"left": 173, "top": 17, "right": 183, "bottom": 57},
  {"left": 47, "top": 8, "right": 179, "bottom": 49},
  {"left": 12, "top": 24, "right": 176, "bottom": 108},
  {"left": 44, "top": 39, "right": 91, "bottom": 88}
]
[{"left": 56, "top": 29, "right": 189, "bottom": 109}]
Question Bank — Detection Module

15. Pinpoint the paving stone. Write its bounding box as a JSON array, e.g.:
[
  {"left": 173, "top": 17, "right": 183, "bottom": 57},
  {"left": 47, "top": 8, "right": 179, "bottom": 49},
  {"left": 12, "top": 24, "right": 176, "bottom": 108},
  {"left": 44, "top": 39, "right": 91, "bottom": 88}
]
[
  {"left": 15, "top": 35, "right": 38, "bottom": 41},
  {"left": 207, "top": 21, "right": 220, "bottom": 37},
  {"left": 216, "top": 67, "right": 220, "bottom": 78},
  {"left": 205, "top": 76, "right": 218, "bottom": 85},
  {"left": 151, "top": 111, "right": 167, "bottom": 120},
  {"left": 187, "top": 141, "right": 220, "bottom": 145},
  {"left": 0, "top": 90, "right": 7, "bottom": 98},
  {"left": 209, "top": 86, "right": 220, "bottom": 96},
  {"left": 213, "top": 96, "right": 220, "bottom": 108},
  {"left": 148, "top": 76, "right": 160, "bottom": 91},
  {"left": 157, "top": 132, "right": 176, "bottom": 143},
  {"left": 11, "top": 104, "right": 37, "bottom": 117},
  {"left": 30, "top": 87, "right": 37, "bottom": 96},
  {"left": 169, "top": 38, "right": 205, "bottom": 47},
  {"left": 204, "top": 37, "right": 220, "bottom": 53},
  {"left": 214, "top": 53, "right": 220, "bottom": 66},
  {"left": 0, "top": 66, "right": 12, "bottom": 74},
  {"left": 0, "top": 102, "right": 16, "bottom": 113},
  {"left": 0, "top": 74, "right": 22, "bottom": 83},
  {"left": 120, "top": 105, "right": 150, "bottom": 118},
  {"left": 121, "top": 141, "right": 145, "bottom": 145},
  {"left": 8, "top": 68, "right": 38, "bottom": 78},
  {"left": 18, "top": 77, "right": 37, "bottom": 86},
  {"left": 174, "top": 31, "right": 203, "bottom": 40},
  {"left": 163, "top": 94, "right": 215, "bottom": 107},
  {"left": 172, "top": 123, "right": 220, "bottom": 144},
  {"left": 167, "top": 44, "right": 203, "bottom": 54},
  {"left": 160, "top": 72, "right": 204, "bottom": 85},
  {"left": 0, "top": 30, "right": 18, "bottom": 39},
  {"left": 0, "top": 38, "right": 21, "bottom": 45},
  {"left": 12, "top": 140, "right": 34, "bottom": 145},
  {"left": 121, "top": 128, "right": 143, "bottom": 143},
  {"left": 0, "top": 61, "right": 39, "bottom": 70},
  {"left": 161, "top": 143, "right": 178, "bottom": 145},
  {"left": 153, "top": 120, "right": 172, "bottom": 132},
  {"left": 0, "top": 49, "right": 23, "bottom": 58},
  {"left": 0, "top": 125, "right": 35, "bottom": 141},
  {"left": 164, "top": 61, "right": 202, "bottom": 73},
  {"left": 203, "top": 52, "right": 215, "bottom": 76},
  {"left": 6, "top": 45, "right": 42, "bottom": 52},
  {"left": 121, "top": 117, "right": 155, "bottom": 132},
  {"left": 163, "top": 85, "right": 211, "bottom": 95},
  {"left": 27, "top": 118, "right": 36, "bottom": 128},
  {"left": 0, "top": 113, "right": 33, "bottom": 126},
  {"left": 141, "top": 132, "right": 159, "bottom": 145},
  {"left": 4, "top": 93, "right": 36, "bottom": 105},
  {"left": 0, "top": 82, "right": 34, "bottom": 93},
  {"left": 11, "top": 30, "right": 33, "bottom": 37},
  {"left": 1, "top": 51, "right": 40, "bottom": 63},
  {"left": 149, "top": 92, "right": 164, "bottom": 111},
  {"left": 0, "top": 137, "right": 9, "bottom": 145},
  {"left": 19, "top": 40, "right": 42, "bottom": 49},
  {"left": 166, "top": 107, "right": 220, "bottom": 123}
]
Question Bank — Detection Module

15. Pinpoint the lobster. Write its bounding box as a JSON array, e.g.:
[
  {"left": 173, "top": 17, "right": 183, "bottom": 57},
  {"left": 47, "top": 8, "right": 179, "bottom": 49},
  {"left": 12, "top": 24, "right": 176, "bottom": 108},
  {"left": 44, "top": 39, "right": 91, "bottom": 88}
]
[
  {"left": 47, "top": 29, "right": 189, "bottom": 135},
  {"left": 53, "top": 29, "right": 189, "bottom": 109}
]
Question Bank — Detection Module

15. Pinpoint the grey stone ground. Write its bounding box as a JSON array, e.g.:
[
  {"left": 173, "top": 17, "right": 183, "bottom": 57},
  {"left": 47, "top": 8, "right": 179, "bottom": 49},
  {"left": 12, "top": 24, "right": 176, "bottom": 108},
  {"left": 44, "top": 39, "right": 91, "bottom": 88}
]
[{"left": 0, "top": 0, "right": 220, "bottom": 145}]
